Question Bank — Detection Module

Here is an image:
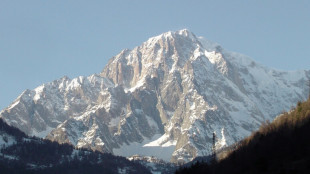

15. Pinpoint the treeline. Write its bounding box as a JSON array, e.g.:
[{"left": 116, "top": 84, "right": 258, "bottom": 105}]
[
  {"left": 0, "top": 118, "right": 151, "bottom": 174},
  {"left": 0, "top": 118, "right": 26, "bottom": 140},
  {"left": 1, "top": 139, "right": 73, "bottom": 165},
  {"left": 176, "top": 98, "right": 310, "bottom": 174}
]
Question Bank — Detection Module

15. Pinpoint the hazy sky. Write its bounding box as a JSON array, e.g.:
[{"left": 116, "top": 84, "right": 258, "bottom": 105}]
[{"left": 1, "top": 0, "right": 309, "bottom": 110}]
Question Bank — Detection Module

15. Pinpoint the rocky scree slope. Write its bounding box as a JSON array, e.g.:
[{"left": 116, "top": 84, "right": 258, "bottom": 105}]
[{"left": 1, "top": 29, "right": 309, "bottom": 163}]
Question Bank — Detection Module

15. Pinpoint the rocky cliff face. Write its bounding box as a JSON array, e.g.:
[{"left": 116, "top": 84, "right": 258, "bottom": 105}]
[{"left": 1, "top": 29, "right": 309, "bottom": 163}]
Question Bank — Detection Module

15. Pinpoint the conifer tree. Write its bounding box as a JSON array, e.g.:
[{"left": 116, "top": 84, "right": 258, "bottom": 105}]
[{"left": 212, "top": 132, "right": 217, "bottom": 162}]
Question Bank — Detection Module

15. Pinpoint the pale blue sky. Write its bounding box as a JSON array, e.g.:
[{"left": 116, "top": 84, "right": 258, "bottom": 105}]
[{"left": 1, "top": 0, "right": 309, "bottom": 110}]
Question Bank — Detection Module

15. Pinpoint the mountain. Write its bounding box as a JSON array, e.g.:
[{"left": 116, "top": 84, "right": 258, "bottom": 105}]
[
  {"left": 1, "top": 29, "right": 309, "bottom": 163},
  {"left": 176, "top": 98, "right": 310, "bottom": 174},
  {"left": 0, "top": 118, "right": 151, "bottom": 174}
]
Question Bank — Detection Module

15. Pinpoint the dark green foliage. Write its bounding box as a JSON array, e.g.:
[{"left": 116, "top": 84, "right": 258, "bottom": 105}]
[
  {"left": 0, "top": 118, "right": 151, "bottom": 174},
  {"left": 175, "top": 161, "right": 210, "bottom": 174},
  {"left": 177, "top": 98, "right": 310, "bottom": 174},
  {"left": 0, "top": 119, "right": 26, "bottom": 140}
]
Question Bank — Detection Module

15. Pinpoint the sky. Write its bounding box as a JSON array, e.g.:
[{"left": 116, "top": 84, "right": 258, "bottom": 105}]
[{"left": 0, "top": 0, "right": 310, "bottom": 110}]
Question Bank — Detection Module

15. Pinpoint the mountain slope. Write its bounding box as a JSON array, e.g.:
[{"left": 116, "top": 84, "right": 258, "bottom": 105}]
[
  {"left": 1, "top": 29, "right": 309, "bottom": 163},
  {"left": 0, "top": 118, "right": 151, "bottom": 174},
  {"left": 176, "top": 98, "right": 310, "bottom": 174}
]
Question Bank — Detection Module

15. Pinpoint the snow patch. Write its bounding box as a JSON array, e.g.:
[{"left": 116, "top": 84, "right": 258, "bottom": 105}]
[
  {"left": 34, "top": 85, "right": 44, "bottom": 101},
  {"left": 144, "top": 134, "right": 176, "bottom": 147},
  {"left": 215, "top": 128, "right": 227, "bottom": 150},
  {"left": 145, "top": 116, "right": 158, "bottom": 130},
  {"left": 7, "top": 100, "right": 20, "bottom": 110},
  {"left": 124, "top": 78, "right": 145, "bottom": 93},
  {"left": 0, "top": 133, "right": 16, "bottom": 147},
  {"left": 118, "top": 167, "right": 130, "bottom": 174},
  {"left": 113, "top": 134, "right": 175, "bottom": 161},
  {"left": 109, "top": 117, "right": 120, "bottom": 127},
  {"left": 31, "top": 126, "right": 54, "bottom": 137}
]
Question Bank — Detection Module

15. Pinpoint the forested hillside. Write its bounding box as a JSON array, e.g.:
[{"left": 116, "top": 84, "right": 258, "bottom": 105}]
[
  {"left": 176, "top": 98, "right": 310, "bottom": 174},
  {"left": 0, "top": 119, "right": 150, "bottom": 174}
]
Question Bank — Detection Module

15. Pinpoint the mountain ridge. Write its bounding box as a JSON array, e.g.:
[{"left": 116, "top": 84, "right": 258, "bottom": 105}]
[{"left": 1, "top": 29, "right": 309, "bottom": 163}]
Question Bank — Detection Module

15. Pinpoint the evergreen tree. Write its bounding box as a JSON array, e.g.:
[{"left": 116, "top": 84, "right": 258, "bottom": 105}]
[{"left": 212, "top": 132, "right": 217, "bottom": 163}]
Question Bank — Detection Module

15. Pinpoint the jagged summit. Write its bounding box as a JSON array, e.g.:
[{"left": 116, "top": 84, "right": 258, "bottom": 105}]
[
  {"left": 100, "top": 29, "right": 229, "bottom": 89},
  {"left": 1, "top": 30, "right": 309, "bottom": 163},
  {"left": 154, "top": 29, "right": 198, "bottom": 42},
  {"left": 146, "top": 29, "right": 220, "bottom": 53}
]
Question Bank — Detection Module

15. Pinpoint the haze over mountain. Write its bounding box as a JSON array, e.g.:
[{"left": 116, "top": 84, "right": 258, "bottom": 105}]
[{"left": 1, "top": 29, "right": 309, "bottom": 163}]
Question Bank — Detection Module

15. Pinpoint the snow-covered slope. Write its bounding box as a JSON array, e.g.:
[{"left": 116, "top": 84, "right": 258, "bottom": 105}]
[{"left": 1, "top": 29, "right": 309, "bottom": 163}]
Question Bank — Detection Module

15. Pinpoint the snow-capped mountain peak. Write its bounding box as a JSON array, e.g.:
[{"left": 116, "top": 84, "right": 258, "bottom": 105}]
[{"left": 1, "top": 29, "right": 309, "bottom": 163}]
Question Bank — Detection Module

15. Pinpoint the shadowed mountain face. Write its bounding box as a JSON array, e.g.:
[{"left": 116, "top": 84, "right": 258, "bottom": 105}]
[{"left": 1, "top": 29, "right": 309, "bottom": 163}]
